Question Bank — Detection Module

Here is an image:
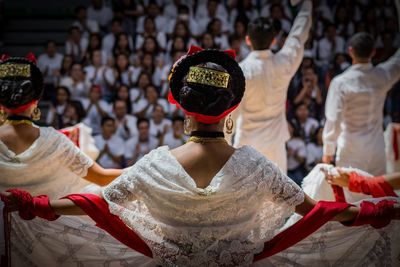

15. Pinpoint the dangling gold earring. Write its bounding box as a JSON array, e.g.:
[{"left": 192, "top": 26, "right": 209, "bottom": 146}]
[
  {"left": 31, "top": 107, "right": 41, "bottom": 121},
  {"left": 225, "top": 114, "right": 234, "bottom": 134},
  {"left": 184, "top": 117, "right": 192, "bottom": 135},
  {"left": 0, "top": 109, "right": 6, "bottom": 123}
]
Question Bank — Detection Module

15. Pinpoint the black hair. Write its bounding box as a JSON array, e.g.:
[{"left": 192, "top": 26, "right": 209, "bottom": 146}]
[
  {"left": 68, "top": 26, "right": 81, "bottom": 34},
  {"left": 44, "top": 40, "right": 57, "bottom": 48},
  {"left": 172, "top": 116, "right": 184, "bottom": 123},
  {"left": 348, "top": 32, "right": 375, "bottom": 59},
  {"left": 169, "top": 49, "right": 245, "bottom": 117},
  {"left": 137, "top": 117, "right": 149, "bottom": 128},
  {"left": 101, "top": 116, "right": 115, "bottom": 126},
  {"left": 247, "top": 18, "right": 275, "bottom": 50},
  {"left": 74, "top": 5, "right": 86, "bottom": 14},
  {"left": 0, "top": 57, "right": 44, "bottom": 110}
]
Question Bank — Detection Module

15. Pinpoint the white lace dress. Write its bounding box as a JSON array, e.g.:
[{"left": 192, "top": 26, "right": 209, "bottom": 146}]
[
  {"left": 103, "top": 147, "right": 400, "bottom": 267},
  {"left": 0, "top": 126, "right": 154, "bottom": 267},
  {"left": 102, "top": 146, "right": 305, "bottom": 266}
]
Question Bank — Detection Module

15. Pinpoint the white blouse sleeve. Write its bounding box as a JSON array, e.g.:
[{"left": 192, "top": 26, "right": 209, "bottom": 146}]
[{"left": 57, "top": 131, "right": 94, "bottom": 177}]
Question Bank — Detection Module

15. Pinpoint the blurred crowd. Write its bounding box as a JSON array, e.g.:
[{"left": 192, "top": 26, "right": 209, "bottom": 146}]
[{"left": 35, "top": 0, "right": 400, "bottom": 174}]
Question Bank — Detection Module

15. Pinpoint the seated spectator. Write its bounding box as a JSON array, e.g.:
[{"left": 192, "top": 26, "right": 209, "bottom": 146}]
[
  {"left": 293, "top": 66, "right": 323, "bottom": 119},
  {"left": 136, "top": 1, "right": 168, "bottom": 34},
  {"left": 162, "top": 116, "right": 187, "bottom": 149},
  {"left": 37, "top": 40, "right": 63, "bottom": 95},
  {"left": 112, "top": 99, "right": 138, "bottom": 140},
  {"left": 317, "top": 23, "right": 346, "bottom": 67},
  {"left": 195, "top": 0, "right": 229, "bottom": 34},
  {"left": 269, "top": 3, "right": 292, "bottom": 33},
  {"left": 62, "top": 101, "right": 86, "bottom": 128},
  {"left": 65, "top": 26, "right": 88, "bottom": 62},
  {"left": 228, "top": 34, "right": 248, "bottom": 62},
  {"left": 199, "top": 32, "right": 219, "bottom": 49},
  {"left": 94, "top": 116, "right": 125, "bottom": 168},
  {"left": 59, "top": 55, "right": 74, "bottom": 81},
  {"left": 334, "top": 4, "right": 354, "bottom": 39},
  {"left": 149, "top": 104, "right": 172, "bottom": 138},
  {"left": 287, "top": 122, "right": 307, "bottom": 185},
  {"left": 71, "top": 5, "right": 99, "bottom": 38},
  {"left": 125, "top": 117, "right": 159, "bottom": 164},
  {"left": 59, "top": 62, "right": 91, "bottom": 101},
  {"left": 84, "top": 49, "right": 108, "bottom": 96},
  {"left": 81, "top": 85, "right": 111, "bottom": 135},
  {"left": 290, "top": 102, "right": 319, "bottom": 143},
  {"left": 130, "top": 71, "right": 152, "bottom": 103},
  {"left": 133, "top": 84, "right": 168, "bottom": 119},
  {"left": 165, "top": 4, "right": 200, "bottom": 37},
  {"left": 228, "top": 0, "right": 258, "bottom": 29},
  {"left": 306, "top": 126, "right": 323, "bottom": 171},
  {"left": 113, "top": 32, "right": 133, "bottom": 59},
  {"left": 102, "top": 18, "right": 133, "bottom": 55},
  {"left": 115, "top": 84, "right": 133, "bottom": 114},
  {"left": 46, "top": 86, "right": 71, "bottom": 128},
  {"left": 135, "top": 16, "right": 167, "bottom": 51},
  {"left": 166, "top": 20, "right": 196, "bottom": 55},
  {"left": 207, "top": 18, "right": 229, "bottom": 49},
  {"left": 160, "top": 51, "right": 186, "bottom": 98},
  {"left": 87, "top": 0, "right": 113, "bottom": 33},
  {"left": 113, "top": 0, "right": 143, "bottom": 36},
  {"left": 324, "top": 53, "right": 351, "bottom": 88},
  {"left": 104, "top": 53, "right": 136, "bottom": 97},
  {"left": 82, "top": 33, "right": 107, "bottom": 65},
  {"left": 140, "top": 53, "right": 163, "bottom": 87},
  {"left": 374, "top": 31, "right": 398, "bottom": 64}
]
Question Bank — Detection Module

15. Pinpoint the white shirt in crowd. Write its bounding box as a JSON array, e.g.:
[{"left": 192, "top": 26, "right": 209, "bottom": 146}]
[
  {"left": 299, "top": 117, "right": 319, "bottom": 141},
  {"left": 94, "top": 134, "right": 125, "bottom": 169},
  {"left": 81, "top": 99, "right": 111, "bottom": 135},
  {"left": 229, "top": 0, "right": 312, "bottom": 173},
  {"left": 287, "top": 138, "right": 307, "bottom": 171},
  {"left": 37, "top": 53, "right": 63, "bottom": 85},
  {"left": 133, "top": 99, "right": 169, "bottom": 119},
  {"left": 149, "top": 118, "right": 172, "bottom": 138},
  {"left": 87, "top": 5, "right": 113, "bottom": 28},
  {"left": 306, "top": 142, "right": 323, "bottom": 168},
  {"left": 125, "top": 136, "right": 159, "bottom": 162},
  {"left": 114, "top": 114, "right": 139, "bottom": 140},
  {"left": 317, "top": 36, "right": 345, "bottom": 64},
  {"left": 65, "top": 38, "right": 89, "bottom": 59},
  {"left": 323, "top": 48, "right": 400, "bottom": 175},
  {"left": 71, "top": 19, "right": 100, "bottom": 37},
  {"left": 59, "top": 77, "right": 91, "bottom": 101}
]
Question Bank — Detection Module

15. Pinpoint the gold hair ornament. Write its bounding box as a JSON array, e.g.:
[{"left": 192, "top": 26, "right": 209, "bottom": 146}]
[
  {"left": 0, "top": 64, "right": 31, "bottom": 78},
  {"left": 186, "top": 66, "right": 230, "bottom": 88}
]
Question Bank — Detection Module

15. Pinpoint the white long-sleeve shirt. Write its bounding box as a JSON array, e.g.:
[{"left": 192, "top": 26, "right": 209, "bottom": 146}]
[
  {"left": 231, "top": 0, "right": 312, "bottom": 155},
  {"left": 323, "top": 48, "right": 400, "bottom": 174}
]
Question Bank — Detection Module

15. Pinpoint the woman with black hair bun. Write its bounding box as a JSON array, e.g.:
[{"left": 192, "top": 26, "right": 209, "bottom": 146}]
[
  {"left": 2, "top": 48, "right": 400, "bottom": 267},
  {"left": 0, "top": 54, "right": 134, "bottom": 265}
]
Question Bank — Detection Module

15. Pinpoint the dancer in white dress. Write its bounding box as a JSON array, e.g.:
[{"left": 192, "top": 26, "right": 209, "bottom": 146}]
[
  {"left": 0, "top": 55, "right": 151, "bottom": 266},
  {"left": 3, "top": 49, "right": 400, "bottom": 266}
]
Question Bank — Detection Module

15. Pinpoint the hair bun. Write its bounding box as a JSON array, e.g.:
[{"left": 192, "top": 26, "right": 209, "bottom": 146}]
[{"left": 0, "top": 57, "right": 43, "bottom": 109}]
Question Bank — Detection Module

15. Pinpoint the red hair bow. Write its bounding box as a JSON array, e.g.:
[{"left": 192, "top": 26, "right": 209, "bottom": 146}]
[
  {"left": 25, "top": 53, "right": 37, "bottom": 64},
  {"left": 0, "top": 54, "right": 10, "bottom": 62},
  {"left": 187, "top": 45, "right": 236, "bottom": 59}
]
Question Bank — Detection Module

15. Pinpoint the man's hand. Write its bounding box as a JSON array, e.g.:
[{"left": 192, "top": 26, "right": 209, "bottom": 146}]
[{"left": 322, "top": 155, "right": 334, "bottom": 164}]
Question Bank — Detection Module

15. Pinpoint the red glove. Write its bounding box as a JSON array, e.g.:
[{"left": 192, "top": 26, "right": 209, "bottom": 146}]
[
  {"left": 348, "top": 172, "right": 397, "bottom": 198},
  {"left": 1, "top": 189, "right": 59, "bottom": 221},
  {"left": 343, "top": 200, "right": 396, "bottom": 229}
]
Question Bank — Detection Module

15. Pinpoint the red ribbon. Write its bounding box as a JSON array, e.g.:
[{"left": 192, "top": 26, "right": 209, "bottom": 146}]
[
  {"left": 25, "top": 53, "right": 37, "bottom": 64},
  {"left": 59, "top": 127, "right": 81, "bottom": 147},
  {"left": 1, "top": 100, "right": 37, "bottom": 114},
  {"left": 348, "top": 172, "right": 397, "bottom": 198},
  {"left": 0, "top": 54, "right": 10, "bottom": 62}
]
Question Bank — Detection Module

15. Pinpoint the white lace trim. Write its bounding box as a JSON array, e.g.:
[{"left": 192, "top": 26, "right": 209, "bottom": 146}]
[{"left": 103, "top": 146, "right": 304, "bottom": 266}]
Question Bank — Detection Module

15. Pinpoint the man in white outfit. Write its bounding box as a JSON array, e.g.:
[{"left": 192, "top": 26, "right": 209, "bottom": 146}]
[
  {"left": 229, "top": 0, "right": 312, "bottom": 173},
  {"left": 322, "top": 32, "right": 400, "bottom": 175}
]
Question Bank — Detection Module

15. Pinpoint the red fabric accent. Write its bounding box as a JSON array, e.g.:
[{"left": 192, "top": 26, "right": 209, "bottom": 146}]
[
  {"left": 1, "top": 100, "right": 37, "bottom": 114},
  {"left": 59, "top": 127, "right": 80, "bottom": 147},
  {"left": 393, "top": 128, "right": 399, "bottom": 160},
  {"left": 0, "top": 54, "right": 10, "bottom": 62},
  {"left": 4, "top": 189, "right": 59, "bottom": 221},
  {"left": 186, "top": 45, "right": 236, "bottom": 59},
  {"left": 348, "top": 172, "right": 397, "bottom": 198},
  {"left": 253, "top": 201, "right": 351, "bottom": 261},
  {"left": 331, "top": 185, "right": 346, "bottom": 202},
  {"left": 167, "top": 91, "right": 239, "bottom": 124},
  {"left": 25, "top": 53, "right": 37, "bottom": 64},
  {"left": 342, "top": 200, "right": 396, "bottom": 229},
  {"left": 64, "top": 194, "right": 153, "bottom": 258},
  {"left": 61, "top": 195, "right": 351, "bottom": 261}
]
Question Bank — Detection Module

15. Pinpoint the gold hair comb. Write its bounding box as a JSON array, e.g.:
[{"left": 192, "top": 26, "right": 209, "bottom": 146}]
[
  {"left": 0, "top": 64, "right": 31, "bottom": 78},
  {"left": 187, "top": 66, "right": 230, "bottom": 88}
]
